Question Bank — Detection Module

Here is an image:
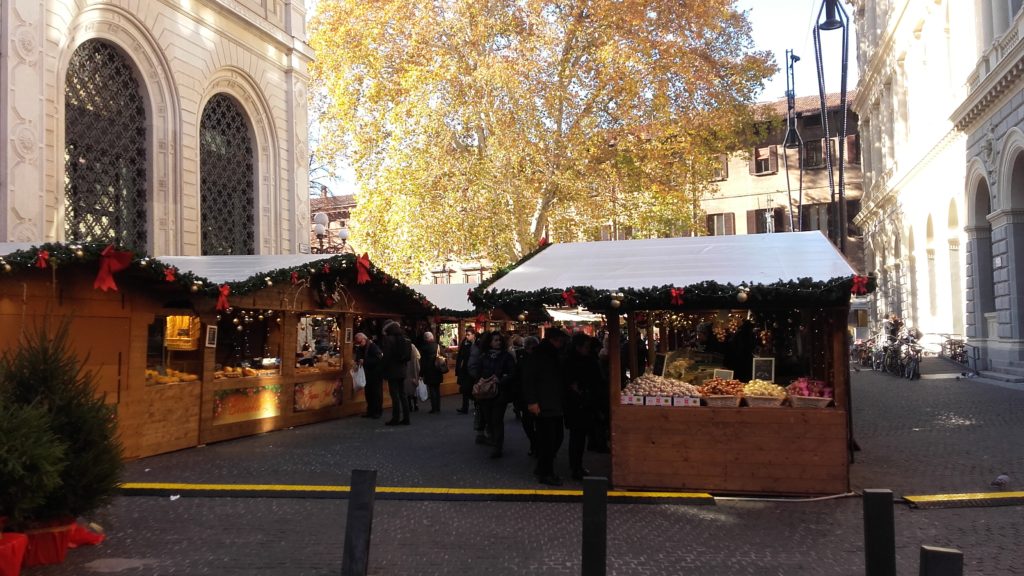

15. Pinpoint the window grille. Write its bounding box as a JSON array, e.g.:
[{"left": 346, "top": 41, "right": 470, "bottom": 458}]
[
  {"left": 200, "top": 94, "right": 255, "bottom": 255},
  {"left": 64, "top": 40, "right": 148, "bottom": 251}
]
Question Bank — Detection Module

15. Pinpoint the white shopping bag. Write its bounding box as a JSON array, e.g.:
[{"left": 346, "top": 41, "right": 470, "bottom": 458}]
[
  {"left": 351, "top": 366, "right": 366, "bottom": 391},
  {"left": 416, "top": 378, "right": 428, "bottom": 402}
]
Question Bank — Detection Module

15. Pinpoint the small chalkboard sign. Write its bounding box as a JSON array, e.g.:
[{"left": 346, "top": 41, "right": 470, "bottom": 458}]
[{"left": 653, "top": 353, "right": 668, "bottom": 376}]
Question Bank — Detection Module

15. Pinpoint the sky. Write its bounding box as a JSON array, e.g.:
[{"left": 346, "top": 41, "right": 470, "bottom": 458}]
[{"left": 737, "top": 0, "right": 860, "bottom": 102}]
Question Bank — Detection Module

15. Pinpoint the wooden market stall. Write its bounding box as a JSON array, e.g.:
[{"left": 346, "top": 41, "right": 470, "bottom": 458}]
[
  {"left": 471, "top": 232, "right": 873, "bottom": 495},
  {"left": 408, "top": 283, "right": 481, "bottom": 396},
  {"left": 0, "top": 243, "right": 431, "bottom": 459}
]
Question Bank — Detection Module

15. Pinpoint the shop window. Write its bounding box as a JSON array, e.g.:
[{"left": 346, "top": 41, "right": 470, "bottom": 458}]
[
  {"left": 295, "top": 314, "right": 343, "bottom": 374},
  {"left": 145, "top": 314, "right": 203, "bottom": 385},
  {"left": 706, "top": 212, "right": 735, "bottom": 236},
  {"left": 213, "top": 308, "right": 283, "bottom": 379},
  {"left": 64, "top": 40, "right": 148, "bottom": 252},
  {"left": 749, "top": 145, "right": 778, "bottom": 175}
]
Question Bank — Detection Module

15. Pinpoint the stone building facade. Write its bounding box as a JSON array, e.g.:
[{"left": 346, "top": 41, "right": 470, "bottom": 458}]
[
  {"left": 0, "top": 0, "right": 312, "bottom": 256},
  {"left": 853, "top": 0, "right": 1024, "bottom": 375}
]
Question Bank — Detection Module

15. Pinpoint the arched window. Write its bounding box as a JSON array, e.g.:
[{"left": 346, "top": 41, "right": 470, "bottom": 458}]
[
  {"left": 64, "top": 40, "right": 148, "bottom": 251},
  {"left": 200, "top": 94, "right": 255, "bottom": 255}
]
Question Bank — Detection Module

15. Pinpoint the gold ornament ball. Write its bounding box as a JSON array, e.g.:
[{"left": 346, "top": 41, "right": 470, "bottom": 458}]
[
  {"left": 517, "top": 313, "right": 526, "bottom": 322},
  {"left": 233, "top": 318, "right": 240, "bottom": 325},
  {"left": 237, "top": 325, "right": 244, "bottom": 332},
  {"left": 216, "top": 315, "right": 222, "bottom": 321},
  {"left": 610, "top": 299, "right": 621, "bottom": 309},
  {"left": 140, "top": 259, "right": 149, "bottom": 267},
  {"left": 265, "top": 277, "right": 273, "bottom": 286},
  {"left": 276, "top": 317, "right": 282, "bottom": 324},
  {"left": 258, "top": 315, "right": 264, "bottom": 321},
  {"left": 75, "top": 249, "right": 84, "bottom": 258},
  {"left": 190, "top": 284, "right": 199, "bottom": 293},
  {"left": 737, "top": 291, "right": 748, "bottom": 303},
  {"left": 2, "top": 263, "right": 10, "bottom": 273}
]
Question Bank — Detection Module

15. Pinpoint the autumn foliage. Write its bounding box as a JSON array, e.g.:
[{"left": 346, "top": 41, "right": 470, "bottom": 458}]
[{"left": 309, "top": 0, "right": 775, "bottom": 280}]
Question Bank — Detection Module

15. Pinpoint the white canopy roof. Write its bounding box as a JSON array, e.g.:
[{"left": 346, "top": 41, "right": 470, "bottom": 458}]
[
  {"left": 410, "top": 283, "right": 478, "bottom": 312},
  {"left": 157, "top": 254, "right": 335, "bottom": 284},
  {"left": 0, "top": 243, "right": 41, "bottom": 256},
  {"left": 488, "top": 232, "right": 854, "bottom": 292},
  {"left": 545, "top": 307, "right": 604, "bottom": 323}
]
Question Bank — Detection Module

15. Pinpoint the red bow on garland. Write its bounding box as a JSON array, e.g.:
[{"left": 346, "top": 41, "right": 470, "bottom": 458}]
[
  {"left": 35, "top": 249, "right": 49, "bottom": 269},
  {"left": 323, "top": 264, "right": 331, "bottom": 274},
  {"left": 670, "top": 287, "right": 685, "bottom": 306},
  {"left": 93, "top": 244, "right": 133, "bottom": 292},
  {"left": 538, "top": 237, "right": 549, "bottom": 247},
  {"left": 356, "top": 253, "right": 372, "bottom": 284},
  {"left": 561, "top": 288, "right": 578, "bottom": 307},
  {"left": 216, "top": 284, "right": 231, "bottom": 311},
  {"left": 851, "top": 275, "right": 869, "bottom": 295},
  {"left": 290, "top": 271, "right": 299, "bottom": 285},
  {"left": 164, "top": 266, "right": 177, "bottom": 282}
]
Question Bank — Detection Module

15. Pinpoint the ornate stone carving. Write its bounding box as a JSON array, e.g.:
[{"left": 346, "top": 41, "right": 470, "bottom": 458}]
[
  {"left": 13, "top": 25, "right": 39, "bottom": 64},
  {"left": 980, "top": 121, "right": 1002, "bottom": 201},
  {"left": 12, "top": 123, "right": 37, "bottom": 163}
]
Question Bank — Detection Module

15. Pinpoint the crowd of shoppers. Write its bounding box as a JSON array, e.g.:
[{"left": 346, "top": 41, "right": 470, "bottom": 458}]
[{"left": 353, "top": 320, "right": 610, "bottom": 486}]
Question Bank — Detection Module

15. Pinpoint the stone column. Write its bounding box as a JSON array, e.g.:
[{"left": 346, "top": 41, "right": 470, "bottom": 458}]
[
  {"left": 1, "top": 0, "right": 47, "bottom": 242},
  {"left": 992, "top": 0, "right": 1010, "bottom": 39},
  {"left": 977, "top": 0, "right": 994, "bottom": 51},
  {"left": 987, "top": 210, "right": 1024, "bottom": 340},
  {"left": 965, "top": 226, "right": 995, "bottom": 338}
]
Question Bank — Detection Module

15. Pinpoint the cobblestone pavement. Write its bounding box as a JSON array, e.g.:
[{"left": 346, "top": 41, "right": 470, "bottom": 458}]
[{"left": 27, "top": 363, "right": 1024, "bottom": 575}]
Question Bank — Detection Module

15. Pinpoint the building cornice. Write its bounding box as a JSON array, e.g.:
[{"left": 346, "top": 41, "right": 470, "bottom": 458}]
[
  {"left": 953, "top": 21, "right": 1024, "bottom": 131},
  {"left": 851, "top": 2, "right": 911, "bottom": 112}
]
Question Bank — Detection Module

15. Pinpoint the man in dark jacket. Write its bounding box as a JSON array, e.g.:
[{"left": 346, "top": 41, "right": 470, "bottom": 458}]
[
  {"left": 354, "top": 332, "right": 384, "bottom": 418},
  {"left": 455, "top": 328, "right": 476, "bottom": 414},
  {"left": 417, "top": 331, "right": 444, "bottom": 414},
  {"left": 523, "top": 327, "right": 569, "bottom": 486},
  {"left": 381, "top": 321, "right": 412, "bottom": 425}
]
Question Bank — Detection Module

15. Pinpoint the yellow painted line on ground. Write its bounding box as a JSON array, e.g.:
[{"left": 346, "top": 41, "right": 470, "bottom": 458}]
[
  {"left": 120, "top": 482, "right": 711, "bottom": 500},
  {"left": 904, "top": 491, "right": 1024, "bottom": 503},
  {"left": 120, "top": 482, "right": 349, "bottom": 493}
]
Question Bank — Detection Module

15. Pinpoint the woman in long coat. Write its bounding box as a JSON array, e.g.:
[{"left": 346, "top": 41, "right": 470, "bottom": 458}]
[{"left": 417, "top": 332, "right": 444, "bottom": 413}]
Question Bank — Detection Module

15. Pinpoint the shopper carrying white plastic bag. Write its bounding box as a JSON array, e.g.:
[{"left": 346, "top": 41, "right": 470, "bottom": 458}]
[{"left": 351, "top": 366, "right": 366, "bottom": 391}]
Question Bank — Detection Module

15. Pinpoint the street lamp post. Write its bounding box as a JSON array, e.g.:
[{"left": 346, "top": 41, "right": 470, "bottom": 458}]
[
  {"left": 813, "top": 0, "right": 850, "bottom": 253},
  {"left": 312, "top": 211, "right": 350, "bottom": 254}
]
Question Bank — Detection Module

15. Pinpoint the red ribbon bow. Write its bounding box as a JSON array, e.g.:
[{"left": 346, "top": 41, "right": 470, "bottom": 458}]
[
  {"left": 164, "top": 266, "right": 177, "bottom": 282},
  {"left": 562, "top": 288, "right": 578, "bottom": 307},
  {"left": 35, "top": 249, "right": 49, "bottom": 269},
  {"left": 216, "top": 284, "right": 231, "bottom": 311},
  {"left": 323, "top": 264, "right": 331, "bottom": 274},
  {"left": 670, "top": 287, "right": 685, "bottom": 306},
  {"left": 93, "top": 244, "right": 133, "bottom": 292},
  {"left": 538, "top": 237, "right": 549, "bottom": 247},
  {"left": 356, "top": 253, "right": 371, "bottom": 284},
  {"left": 851, "top": 275, "right": 869, "bottom": 295},
  {"left": 290, "top": 271, "right": 299, "bottom": 285}
]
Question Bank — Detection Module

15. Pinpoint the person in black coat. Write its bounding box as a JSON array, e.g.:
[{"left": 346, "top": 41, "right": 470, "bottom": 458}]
[
  {"left": 455, "top": 328, "right": 476, "bottom": 414},
  {"left": 512, "top": 336, "right": 540, "bottom": 457},
  {"left": 417, "top": 331, "right": 444, "bottom": 414},
  {"left": 478, "top": 331, "right": 516, "bottom": 458},
  {"left": 523, "top": 327, "right": 569, "bottom": 486},
  {"left": 354, "top": 332, "right": 383, "bottom": 418},
  {"left": 381, "top": 320, "right": 412, "bottom": 425},
  {"left": 565, "top": 333, "right": 602, "bottom": 480}
]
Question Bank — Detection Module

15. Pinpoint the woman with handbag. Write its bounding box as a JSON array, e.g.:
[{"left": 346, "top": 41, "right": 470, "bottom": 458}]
[
  {"left": 476, "top": 331, "right": 516, "bottom": 458},
  {"left": 417, "top": 331, "right": 445, "bottom": 413}
]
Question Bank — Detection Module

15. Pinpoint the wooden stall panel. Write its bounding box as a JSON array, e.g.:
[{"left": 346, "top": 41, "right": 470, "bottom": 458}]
[{"left": 612, "top": 405, "right": 849, "bottom": 495}]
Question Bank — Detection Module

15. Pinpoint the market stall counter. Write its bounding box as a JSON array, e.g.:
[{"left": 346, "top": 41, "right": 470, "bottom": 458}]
[
  {"left": 470, "top": 232, "right": 874, "bottom": 495},
  {"left": 0, "top": 244, "right": 432, "bottom": 458}
]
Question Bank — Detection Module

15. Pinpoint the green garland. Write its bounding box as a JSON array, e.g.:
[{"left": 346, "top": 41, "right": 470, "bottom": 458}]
[
  {"left": 0, "top": 242, "right": 436, "bottom": 314},
  {"left": 470, "top": 276, "right": 877, "bottom": 314}
]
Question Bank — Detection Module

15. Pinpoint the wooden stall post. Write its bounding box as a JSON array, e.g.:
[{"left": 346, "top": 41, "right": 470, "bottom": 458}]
[
  {"left": 863, "top": 489, "right": 897, "bottom": 576},
  {"left": 341, "top": 469, "right": 378, "bottom": 576},
  {"left": 918, "top": 546, "right": 963, "bottom": 576},
  {"left": 646, "top": 324, "right": 656, "bottom": 370},
  {"left": 626, "top": 313, "right": 638, "bottom": 379}
]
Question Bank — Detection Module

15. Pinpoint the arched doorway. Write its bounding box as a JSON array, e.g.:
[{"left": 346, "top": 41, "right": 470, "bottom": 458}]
[
  {"left": 199, "top": 94, "right": 256, "bottom": 255},
  {"left": 907, "top": 227, "right": 918, "bottom": 329},
  {"left": 64, "top": 40, "right": 148, "bottom": 251},
  {"left": 968, "top": 177, "right": 995, "bottom": 339}
]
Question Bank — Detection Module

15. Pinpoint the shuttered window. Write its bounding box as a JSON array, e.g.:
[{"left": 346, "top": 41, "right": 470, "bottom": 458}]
[
  {"left": 706, "top": 213, "right": 735, "bottom": 236},
  {"left": 749, "top": 146, "right": 778, "bottom": 175}
]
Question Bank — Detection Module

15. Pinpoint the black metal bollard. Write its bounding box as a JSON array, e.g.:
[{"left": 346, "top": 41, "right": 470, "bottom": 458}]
[
  {"left": 919, "top": 546, "right": 963, "bottom": 576},
  {"left": 341, "top": 469, "right": 378, "bottom": 576},
  {"left": 581, "top": 476, "right": 608, "bottom": 576},
  {"left": 863, "top": 489, "right": 896, "bottom": 576}
]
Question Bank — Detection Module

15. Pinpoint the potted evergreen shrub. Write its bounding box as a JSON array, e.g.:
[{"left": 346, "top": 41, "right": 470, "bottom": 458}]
[
  {"left": 0, "top": 320, "right": 123, "bottom": 566},
  {"left": 0, "top": 398, "right": 66, "bottom": 576}
]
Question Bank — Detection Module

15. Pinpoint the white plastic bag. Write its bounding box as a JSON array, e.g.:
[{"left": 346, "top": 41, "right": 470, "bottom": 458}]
[
  {"left": 351, "top": 366, "right": 366, "bottom": 391},
  {"left": 416, "top": 378, "right": 428, "bottom": 402}
]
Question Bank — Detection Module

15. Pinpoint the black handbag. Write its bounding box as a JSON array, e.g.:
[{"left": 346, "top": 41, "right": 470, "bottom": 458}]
[
  {"left": 435, "top": 346, "right": 450, "bottom": 374},
  {"left": 472, "top": 376, "right": 498, "bottom": 400}
]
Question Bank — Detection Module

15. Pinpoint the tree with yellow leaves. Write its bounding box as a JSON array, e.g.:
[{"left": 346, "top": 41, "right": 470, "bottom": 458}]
[{"left": 309, "top": 0, "right": 775, "bottom": 280}]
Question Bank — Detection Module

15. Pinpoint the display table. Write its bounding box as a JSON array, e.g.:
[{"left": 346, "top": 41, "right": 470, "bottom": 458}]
[
  {"left": 0, "top": 533, "right": 27, "bottom": 576},
  {"left": 612, "top": 405, "right": 848, "bottom": 494}
]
